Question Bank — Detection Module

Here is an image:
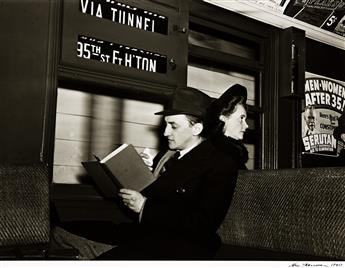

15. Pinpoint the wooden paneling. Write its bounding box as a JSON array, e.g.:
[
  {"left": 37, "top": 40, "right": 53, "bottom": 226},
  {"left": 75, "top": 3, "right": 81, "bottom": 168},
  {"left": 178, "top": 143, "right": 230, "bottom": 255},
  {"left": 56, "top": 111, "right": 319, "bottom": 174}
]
[
  {"left": 53, "top": 88, "right": 163, "bottom": 183},
  {"left": 0, "top": 1, "right": 51, "bottom": 164}
]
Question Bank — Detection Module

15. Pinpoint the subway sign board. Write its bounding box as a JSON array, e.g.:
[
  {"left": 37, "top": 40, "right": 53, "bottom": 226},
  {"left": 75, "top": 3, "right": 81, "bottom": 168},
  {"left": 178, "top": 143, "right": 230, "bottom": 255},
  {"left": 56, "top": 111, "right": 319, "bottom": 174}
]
[
  {"left": 77, "top": 35, "right": 167, "bottom": 73},
  {"left": 79, "top": 0, "right": 168, "bottom": 35},
  {"left": 60, "top": 0, "right": 187, "bottom": 86}
]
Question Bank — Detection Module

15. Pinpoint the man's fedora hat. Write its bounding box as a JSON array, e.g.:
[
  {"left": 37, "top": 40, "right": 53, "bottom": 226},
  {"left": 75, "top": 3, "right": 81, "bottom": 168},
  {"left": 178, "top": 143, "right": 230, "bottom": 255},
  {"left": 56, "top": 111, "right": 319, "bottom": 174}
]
[
  {"left": 209, "top": 84, "right": 247, "bottom": 115},
  {"left": 155, "top": 86, "right": 212, "bottom": 119}
]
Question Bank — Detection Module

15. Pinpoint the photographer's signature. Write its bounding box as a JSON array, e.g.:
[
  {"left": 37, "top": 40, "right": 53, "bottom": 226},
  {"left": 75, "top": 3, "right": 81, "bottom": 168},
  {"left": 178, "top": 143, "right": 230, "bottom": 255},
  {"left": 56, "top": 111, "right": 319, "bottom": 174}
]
[{"left": 289, "top": 263, "right": 343, "bottom": 268}]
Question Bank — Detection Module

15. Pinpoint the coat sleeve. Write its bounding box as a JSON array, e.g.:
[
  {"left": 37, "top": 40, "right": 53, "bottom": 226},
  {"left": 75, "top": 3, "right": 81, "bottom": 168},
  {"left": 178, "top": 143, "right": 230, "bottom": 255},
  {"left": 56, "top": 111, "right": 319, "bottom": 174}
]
[{"left": 140, "top": 154, "right": 238, "bottom": 235}]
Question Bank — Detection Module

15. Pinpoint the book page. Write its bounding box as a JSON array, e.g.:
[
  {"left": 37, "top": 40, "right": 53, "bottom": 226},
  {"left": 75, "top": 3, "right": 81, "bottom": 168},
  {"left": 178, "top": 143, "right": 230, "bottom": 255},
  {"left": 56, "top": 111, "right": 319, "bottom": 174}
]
[{"left": 100, "top": 143, "right": 128, "bottom": 163}]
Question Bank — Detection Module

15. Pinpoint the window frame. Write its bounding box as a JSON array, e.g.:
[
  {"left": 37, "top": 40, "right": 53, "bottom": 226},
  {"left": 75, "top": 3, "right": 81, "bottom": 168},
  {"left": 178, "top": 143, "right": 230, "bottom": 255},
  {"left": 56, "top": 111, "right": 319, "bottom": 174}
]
[{"left": 189, "top": 0, "right": 280, "bottom": 169}]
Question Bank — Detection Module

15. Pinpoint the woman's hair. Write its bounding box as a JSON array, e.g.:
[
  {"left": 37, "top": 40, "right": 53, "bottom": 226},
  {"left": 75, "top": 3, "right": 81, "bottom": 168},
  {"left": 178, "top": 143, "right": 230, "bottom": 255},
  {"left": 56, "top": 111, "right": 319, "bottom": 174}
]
[
  {"left": 205, "top": 95, "right": 246, "bottom": 137},
  {"left": 219, "top": 95, "right": 246, "bottom": 117}
]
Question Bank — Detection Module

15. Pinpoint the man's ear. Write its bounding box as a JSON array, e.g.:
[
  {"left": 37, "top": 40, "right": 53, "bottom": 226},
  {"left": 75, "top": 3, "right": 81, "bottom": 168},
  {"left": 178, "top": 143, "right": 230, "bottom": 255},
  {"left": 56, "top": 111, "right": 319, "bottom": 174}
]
[{"left": 192, "top": 123, "right": 203, "bottom": 136}]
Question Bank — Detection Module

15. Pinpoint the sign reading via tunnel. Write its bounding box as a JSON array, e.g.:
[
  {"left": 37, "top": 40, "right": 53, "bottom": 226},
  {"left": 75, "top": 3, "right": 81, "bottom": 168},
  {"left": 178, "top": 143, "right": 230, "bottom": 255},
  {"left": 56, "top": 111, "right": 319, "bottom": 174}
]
[
  {"left": 77, "top": 35, "right": 167, "bottom": 73},
  {"left": 79, "top": 0, "right": 168, "bottom": 35}
]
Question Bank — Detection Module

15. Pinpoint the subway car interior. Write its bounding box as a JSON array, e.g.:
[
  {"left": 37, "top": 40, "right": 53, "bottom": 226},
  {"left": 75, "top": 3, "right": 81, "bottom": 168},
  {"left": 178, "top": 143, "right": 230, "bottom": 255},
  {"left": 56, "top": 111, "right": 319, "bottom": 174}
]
[{"left": 1, "top": 0, "right": 345, "bottom": 261}]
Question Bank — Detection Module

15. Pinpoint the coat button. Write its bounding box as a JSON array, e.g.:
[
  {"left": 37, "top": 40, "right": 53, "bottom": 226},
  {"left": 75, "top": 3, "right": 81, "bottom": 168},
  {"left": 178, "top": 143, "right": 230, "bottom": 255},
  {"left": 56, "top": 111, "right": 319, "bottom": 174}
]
[{"left": 176, "top": 188, "right": 186, "bottom": 193}]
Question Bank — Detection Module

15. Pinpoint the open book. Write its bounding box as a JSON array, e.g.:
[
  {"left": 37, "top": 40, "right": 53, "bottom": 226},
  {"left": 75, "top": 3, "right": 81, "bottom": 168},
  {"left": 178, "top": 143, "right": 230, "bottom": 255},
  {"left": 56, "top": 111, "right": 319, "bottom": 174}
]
[{"left": 82, "top": 144, "right": 155, "bottom": 199}]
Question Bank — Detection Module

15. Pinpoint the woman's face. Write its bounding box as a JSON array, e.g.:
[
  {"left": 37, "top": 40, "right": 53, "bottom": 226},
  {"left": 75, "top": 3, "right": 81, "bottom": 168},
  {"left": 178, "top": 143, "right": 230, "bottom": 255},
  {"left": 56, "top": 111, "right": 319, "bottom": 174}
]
[{"left": 220, "top": 104, "right": 248, "bottom": 140}]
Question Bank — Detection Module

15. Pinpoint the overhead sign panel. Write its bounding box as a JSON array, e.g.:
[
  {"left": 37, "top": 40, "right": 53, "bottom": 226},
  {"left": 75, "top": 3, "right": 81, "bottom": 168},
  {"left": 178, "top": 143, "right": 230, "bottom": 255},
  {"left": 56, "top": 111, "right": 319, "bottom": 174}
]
[
  {"left": 79, "top": 0, "right": 168, "bottom": 34},
  {"left": 77, "top": 35, "right": 167, "bottom": 73},
  {"left": 61, "top": 0, "right": 187, "bottom": 86}
]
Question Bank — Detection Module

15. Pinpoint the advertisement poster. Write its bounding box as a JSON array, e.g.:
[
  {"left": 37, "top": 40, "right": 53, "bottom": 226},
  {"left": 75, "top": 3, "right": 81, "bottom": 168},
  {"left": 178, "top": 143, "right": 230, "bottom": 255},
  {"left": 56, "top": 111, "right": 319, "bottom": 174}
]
[
  {"left": 302, "top": 73, "right": 345, "bottom": 155},
  {"left": 249, "top": 0, "right": 345, "bottom": 37},
  {"left": 283, "top": 0, "right": 345, "bottom": 37}
]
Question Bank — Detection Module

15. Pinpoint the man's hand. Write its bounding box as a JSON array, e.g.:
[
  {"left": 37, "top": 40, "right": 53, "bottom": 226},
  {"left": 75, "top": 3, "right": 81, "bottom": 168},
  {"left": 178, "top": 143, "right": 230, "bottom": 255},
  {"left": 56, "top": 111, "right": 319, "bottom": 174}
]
[
  {"left": 119, "top": 188, "right": 146, "bottom": 213},
  {"left": 139, "top": 148, "right": 154, "bottom": 170}
]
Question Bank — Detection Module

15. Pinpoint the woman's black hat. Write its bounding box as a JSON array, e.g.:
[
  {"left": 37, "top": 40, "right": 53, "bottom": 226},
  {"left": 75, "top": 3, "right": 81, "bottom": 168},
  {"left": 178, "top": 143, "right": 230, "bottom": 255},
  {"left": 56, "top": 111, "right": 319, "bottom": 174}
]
[{"left": 210, "top": 84, "right": 247, "bottom": 115}]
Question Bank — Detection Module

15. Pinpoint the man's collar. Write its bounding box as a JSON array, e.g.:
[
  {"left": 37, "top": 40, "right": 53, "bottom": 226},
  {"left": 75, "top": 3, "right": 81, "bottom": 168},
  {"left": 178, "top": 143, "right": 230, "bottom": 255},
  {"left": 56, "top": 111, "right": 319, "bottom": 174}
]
[{"left": 178, "top": 138, "right": 205, "bottom": 159}]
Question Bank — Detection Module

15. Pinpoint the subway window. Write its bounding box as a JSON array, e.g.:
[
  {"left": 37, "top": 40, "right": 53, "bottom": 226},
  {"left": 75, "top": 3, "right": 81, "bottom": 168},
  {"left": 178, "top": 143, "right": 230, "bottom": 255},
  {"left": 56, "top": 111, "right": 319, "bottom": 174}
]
[
  {"left": 187, "top": 21, "right": 263, "bottom": 169},
  {"left": 53, "top": 87, "right": 163, "bottom": 184}
]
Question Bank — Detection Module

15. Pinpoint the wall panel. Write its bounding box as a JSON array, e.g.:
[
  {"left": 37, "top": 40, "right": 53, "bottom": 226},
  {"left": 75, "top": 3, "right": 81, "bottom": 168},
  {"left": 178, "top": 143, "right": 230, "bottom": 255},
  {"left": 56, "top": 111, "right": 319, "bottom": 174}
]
[{"left": 0, "top": 1, "right": 51, "bottom": 164}]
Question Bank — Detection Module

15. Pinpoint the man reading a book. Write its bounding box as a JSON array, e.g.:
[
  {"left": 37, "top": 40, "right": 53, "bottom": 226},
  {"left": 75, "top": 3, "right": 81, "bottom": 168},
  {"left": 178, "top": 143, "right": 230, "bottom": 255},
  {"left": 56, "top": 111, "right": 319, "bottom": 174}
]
[{"left": 91, "top": 86, "right": 241, "bottom": 259}]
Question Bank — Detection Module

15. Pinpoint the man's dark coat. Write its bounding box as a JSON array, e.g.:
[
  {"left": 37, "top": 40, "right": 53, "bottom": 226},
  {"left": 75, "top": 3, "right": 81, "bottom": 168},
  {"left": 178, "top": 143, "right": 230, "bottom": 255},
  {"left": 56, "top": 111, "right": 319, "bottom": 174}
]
[{"left": 98, "top": 139, "right": 240, "bottom": 259}]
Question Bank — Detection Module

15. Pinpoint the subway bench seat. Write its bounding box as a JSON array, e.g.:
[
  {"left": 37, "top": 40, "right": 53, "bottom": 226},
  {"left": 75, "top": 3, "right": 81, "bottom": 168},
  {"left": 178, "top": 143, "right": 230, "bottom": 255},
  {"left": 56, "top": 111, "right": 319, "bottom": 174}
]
[
  {"left": 52, "top": 166, "right": 345, "bottom": 260},
  {"left": 216, "top": 167, "right": 345, "bottom": 260},
  {"left": 0, "top": 164, "right": 50, "bottom": 259},
  {"left": 0, "top": 164, "right": 78, "bottom": 259}
]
